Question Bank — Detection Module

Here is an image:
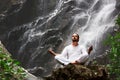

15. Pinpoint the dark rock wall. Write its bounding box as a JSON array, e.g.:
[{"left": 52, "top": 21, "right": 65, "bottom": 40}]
[
  {"left": 0, "top": 0, "right": 26, "bottom": 21},
  {"left": 116, "top": 0, "right": 120, "bottom": 11},
  {"left": 0, "top": 0, "right": 26, "bottom": 40}
]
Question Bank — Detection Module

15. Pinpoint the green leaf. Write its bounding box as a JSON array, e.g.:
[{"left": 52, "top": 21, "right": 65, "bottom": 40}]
[{"left": 105, "top": 15, "right": 120, "bottom": 80}]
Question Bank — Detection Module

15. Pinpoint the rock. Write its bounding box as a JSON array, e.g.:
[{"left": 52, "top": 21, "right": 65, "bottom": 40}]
[
  {"left": 23, "top": 68, "right": 40, "bottom": 80},
  {"left": 0, "top": 40, "right": 10, "bottom": 54},
  {"left": 27, "top": 66, "right": 45, "bottom": 77},
  {"left": 0, "top": 41, "right": 39, "bottom": 80},
  {"left": 0, "top": 0, "right": 26, "bottom": 21},
  {"left": 116, "top": 0, "right": 120, "bottom": 11},
  {"left": 45, "top": 63, "right": 108, "bottom": 80}
]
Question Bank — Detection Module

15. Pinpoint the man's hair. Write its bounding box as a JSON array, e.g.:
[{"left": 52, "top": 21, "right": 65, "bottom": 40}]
[{"left": 73, "top": 33, "right": 79, "bottom": 39}]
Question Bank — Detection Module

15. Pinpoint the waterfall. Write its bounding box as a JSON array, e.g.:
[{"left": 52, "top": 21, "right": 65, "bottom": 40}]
[
  {"left": 65, "top": 0, "right": 117, "bottom": 60},
  {"left": 1, "top": 0, "right": 119, "bottom": 77}
]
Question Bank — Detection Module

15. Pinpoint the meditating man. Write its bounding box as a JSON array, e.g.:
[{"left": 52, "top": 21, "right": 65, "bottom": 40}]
[{"left": 48, "top": 33, "right": 93, "bottom": 65}]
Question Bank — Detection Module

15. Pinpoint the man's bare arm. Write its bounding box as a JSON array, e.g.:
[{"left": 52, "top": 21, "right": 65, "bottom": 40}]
[{"left": 48, "top": 48, "right": 59, "bottom": 56}]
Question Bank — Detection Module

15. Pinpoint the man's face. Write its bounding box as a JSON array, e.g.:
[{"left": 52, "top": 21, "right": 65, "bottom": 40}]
[{"left": 72, "top": 34, "right": 79, "bottom": 42}]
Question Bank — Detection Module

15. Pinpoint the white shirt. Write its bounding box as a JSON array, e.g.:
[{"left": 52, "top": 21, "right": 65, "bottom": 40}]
[{"left": 55, "top": 44, "right": 89, "bottom": 65}]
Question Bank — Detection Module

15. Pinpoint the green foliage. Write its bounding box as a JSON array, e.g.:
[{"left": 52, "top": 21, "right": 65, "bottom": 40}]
[
  {"left": 116, "top": 15, "right": 120, "bottom": 26},
  {"left": 105, "top": 16, "right": 120, "bottom": 80},
  {"left": 0, "top": 47, "right": 26, "bottom": 80}
]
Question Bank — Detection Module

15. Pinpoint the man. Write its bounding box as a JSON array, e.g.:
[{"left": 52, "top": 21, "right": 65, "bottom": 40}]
[{"left": 48, "top": 33, "right": 93, "bottom": 65}]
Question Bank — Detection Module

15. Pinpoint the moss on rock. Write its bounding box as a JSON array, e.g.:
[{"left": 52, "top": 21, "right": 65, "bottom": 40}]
[{"left": 45, "top": 63, "right": 108, "bottom": 80}]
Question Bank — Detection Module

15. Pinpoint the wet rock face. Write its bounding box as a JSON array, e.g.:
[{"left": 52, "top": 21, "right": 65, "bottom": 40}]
[
  {"left": 0, "top": 0, "right": 26, "bottom": 21},
  {"left": 0, "top": 0, "right": 26, "bottom": 41},
  {"left": 45, "top": 64, "right": 108, "bottom": 80},
  {"left": 116, "top": 0, "right": 120, "bottom": 11}
]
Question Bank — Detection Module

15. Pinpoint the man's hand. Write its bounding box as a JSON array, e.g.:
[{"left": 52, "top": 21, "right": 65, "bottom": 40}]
[
  {"left": 88, "top": 46, "right": 93, "bottom": 54},
  {"left": 71, "top": 61, "right": 79, "bottom": 64}
]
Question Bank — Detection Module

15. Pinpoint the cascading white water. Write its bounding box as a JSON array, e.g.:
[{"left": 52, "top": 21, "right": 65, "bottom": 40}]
[
  {"left": 65, "top": 0, "right": 117, "bottom": 60},
  {"left": 79, "top": 0, "right": 116, "bottom": 55}
]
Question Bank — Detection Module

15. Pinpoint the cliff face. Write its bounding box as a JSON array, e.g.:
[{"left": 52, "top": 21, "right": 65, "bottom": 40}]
[
  {"left": 0, "top": 0, "right": 26, "bottom": 42},
  {"left": 116, "top": 0, "right": 120, "bottom": 11},
  {"left": 0, "top": 0, "right": 26, "bottom": 21}
]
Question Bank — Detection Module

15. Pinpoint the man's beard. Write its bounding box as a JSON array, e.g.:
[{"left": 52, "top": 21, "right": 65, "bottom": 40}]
[{"left": 72, "top": 39, "right": 79, "bottom": 42}]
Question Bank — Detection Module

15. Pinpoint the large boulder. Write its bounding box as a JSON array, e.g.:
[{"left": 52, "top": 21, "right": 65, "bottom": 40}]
[{"left": 45, "top": 64, "right": 108, "bottom": 80}]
